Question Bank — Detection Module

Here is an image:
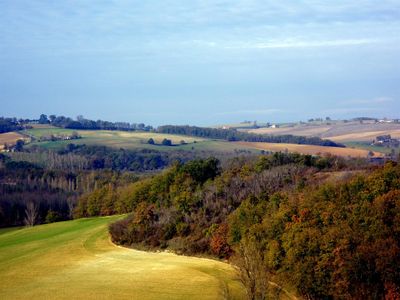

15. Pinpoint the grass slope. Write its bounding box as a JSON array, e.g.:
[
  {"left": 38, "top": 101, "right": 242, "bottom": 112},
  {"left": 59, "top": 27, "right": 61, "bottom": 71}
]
[{"left": 0, "top": 216, "right": 244, "bottom": 300}]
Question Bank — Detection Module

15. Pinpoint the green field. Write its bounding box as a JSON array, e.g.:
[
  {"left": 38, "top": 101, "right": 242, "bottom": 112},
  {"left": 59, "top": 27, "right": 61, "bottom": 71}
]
[
  {"left": 22, "top": 127, "right": 257, "bottom": 153},
  {"left": 0, "top": 216, "right": 245, "bottom": 299},
  {"left": 344, "top": 141, "right": 398, "bottom": 156}
]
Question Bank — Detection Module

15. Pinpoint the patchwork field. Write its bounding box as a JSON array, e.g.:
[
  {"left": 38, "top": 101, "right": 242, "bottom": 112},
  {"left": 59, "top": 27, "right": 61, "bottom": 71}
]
[
  {"left": 0, "top": 216, "right": 245, "bottom": 299},
  {"left": 24, "top": 127, "right": 206, "bottom": 150},
  {"left": 0, "top": 132, "right": 27, "bottom": 150},
  {"left": 248, "top": 122, "right": 400, "bottom": 142},
  {"left": 13, "top": 125, "right": 388, "bottom": 157},
  {"left": 235, "top": 142, "right": 384, "bottom": 158},
  {"left": 23, "top": 127, "right": 259, "bottom": 153}
]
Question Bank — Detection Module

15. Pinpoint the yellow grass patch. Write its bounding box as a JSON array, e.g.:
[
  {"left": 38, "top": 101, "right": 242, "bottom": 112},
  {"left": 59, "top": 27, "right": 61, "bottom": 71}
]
[
  {"left": 327, "top": 130, "right": 400, "bottom": 142},
  {"left": 0, "top": 132, "right": 27, "bottom": 150},
  {"left": 0, "top": 217, "right": 245, "bottom": 299},
  {"left": 235, "top": 142, "right": 384, "bottom": 158}
]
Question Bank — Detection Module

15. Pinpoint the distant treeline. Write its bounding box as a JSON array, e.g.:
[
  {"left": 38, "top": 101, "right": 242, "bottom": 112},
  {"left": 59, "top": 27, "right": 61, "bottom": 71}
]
[
  {"left": 39, "top": 114, "right": 153, "bottom": 131},
  {"left": 0, "top": 117, "right": 25, "bottom": 133},
  {"left": 157, "top": 125, "right": 344, "bottom": 147}
]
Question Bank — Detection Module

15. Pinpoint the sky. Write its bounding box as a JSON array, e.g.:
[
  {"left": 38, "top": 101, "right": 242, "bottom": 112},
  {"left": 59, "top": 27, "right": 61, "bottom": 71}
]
[{"left": 0, "top": 1, "right": 399, "bottom": 126}]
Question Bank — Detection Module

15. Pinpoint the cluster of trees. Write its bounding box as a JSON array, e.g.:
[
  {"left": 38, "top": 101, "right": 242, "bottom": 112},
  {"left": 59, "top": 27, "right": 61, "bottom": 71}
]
[
  {"left": 39, "top": 114, "right": 153, "bottom": 131},
  {"left": 147, "top": 138, "right": 178, "bottom": 146},
  {"left": 229, "top": 162, "right": 400, "bottom": 299},
  {"left": 157, "top": 125, "right": 344, "bottom": 147},
  {"left": 71, "top": 152, "right": 399, "bottom": 299},
  {"left": 1, "top": 141, "right": 246, "bottom": 227},
  {"left": 17, "top": 144, "right": 200, "bottom": 172},
  {"left": 0, "top": 153, "right": 138, "bottom": 227},
  {"left": 76, "top": 153, "right": 361, "bottom": 251},
  {"left": 0, "top": 117, "right": 24, "bottom": 133}
]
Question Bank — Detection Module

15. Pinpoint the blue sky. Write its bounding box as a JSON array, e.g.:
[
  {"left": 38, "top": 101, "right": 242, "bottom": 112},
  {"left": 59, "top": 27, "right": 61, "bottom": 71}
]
[{"left": 0, "top": 1, "right": 399, "bottom": 126}]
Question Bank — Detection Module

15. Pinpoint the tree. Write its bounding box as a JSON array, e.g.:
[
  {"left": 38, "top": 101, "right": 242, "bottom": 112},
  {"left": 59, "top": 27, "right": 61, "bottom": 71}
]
[
  {"left": 49, "top": 115, "right": 56, "bottom": 123},
  {"left": 233, "top": 237, "right": 270, "bottom": 300},
  {"left": 38, "top": 114, "right": 49, "bottom": 124},
  {"left": 147, "top": 138, "right": 155, "bottom": 145},
  {"left": 14, "top": 139, "right": 24, "bottom": 152},
  {"left": 161, "top": 139, "right": 172, "bottom": 146},
  {"left": 24, "top": 202, "right": 38, "bottom": 226}
]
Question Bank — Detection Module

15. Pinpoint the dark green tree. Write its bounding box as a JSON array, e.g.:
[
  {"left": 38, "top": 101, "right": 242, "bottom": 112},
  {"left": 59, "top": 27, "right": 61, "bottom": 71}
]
[
  {"left": 38, "top": 114, "right": 49, "bottom": 124},
  {"left": 161, "top": 139, "right": 172, "bottom": 146}
]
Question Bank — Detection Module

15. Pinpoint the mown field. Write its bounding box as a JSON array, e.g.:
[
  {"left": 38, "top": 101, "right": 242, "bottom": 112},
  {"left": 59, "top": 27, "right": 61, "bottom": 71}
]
[
  {"left": 0, "top": 216, "right": 245, "bottom": 299},
  {"left": 0, "top": 132, "right": 27, "bottom": 150},
  {"left": 235, "top": 141, "right": 384, "bottom": 158}
]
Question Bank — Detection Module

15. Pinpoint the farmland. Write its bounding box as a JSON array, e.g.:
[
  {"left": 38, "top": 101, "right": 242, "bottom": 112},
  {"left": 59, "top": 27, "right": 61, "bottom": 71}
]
[
  {"left": 2, "top": 125, "right": 385, "bottom": 158},
  {"left": 248, "top": 121, "right": 400, "bottom": 142},
  {"left": 0, "top": 216, "right": 245, "bottom": 299},
  {"left": 23, "top": 126, "right": 258, "bottom": 153},
  {"left": 235, "top": 141, "right": 384, "bottom": 158},
  {"left": 0, "top": 132, "right": 28, "bottom": 150}
]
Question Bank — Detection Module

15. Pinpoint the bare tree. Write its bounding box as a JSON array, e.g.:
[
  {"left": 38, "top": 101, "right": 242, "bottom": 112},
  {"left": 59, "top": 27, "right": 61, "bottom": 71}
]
[
  {"left": 24, "top": 202, "right": 38, "bottom": 226},
  {"left": 67, "top": 198, "right": 75, "bottom": 219},
  {"left": 232, "top": 237, "right": 269, "bottom": 300}
]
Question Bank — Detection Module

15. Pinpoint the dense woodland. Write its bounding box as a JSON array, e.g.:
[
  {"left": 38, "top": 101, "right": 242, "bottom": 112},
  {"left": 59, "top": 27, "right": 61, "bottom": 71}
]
[
  {"left": 0, "top": 142, "right": 245, "bottom": 227},
  {"left": 157, "top": 125, "right": 344, "bottom": 147},
  {"left": 0, "top": 152, "right": 142, "bottom": 227},
  {"left": 73, "top": 152, "right": 399, "bottom": 299}
]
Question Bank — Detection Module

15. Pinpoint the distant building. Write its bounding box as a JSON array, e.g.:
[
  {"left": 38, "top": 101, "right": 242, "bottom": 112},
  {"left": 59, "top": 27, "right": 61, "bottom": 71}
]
[
  {"left": 378, "top": 119, "right": 395, "bottom": 123},
  {"left": 372, "top": 135, "right": 399, "bottom": 147}
]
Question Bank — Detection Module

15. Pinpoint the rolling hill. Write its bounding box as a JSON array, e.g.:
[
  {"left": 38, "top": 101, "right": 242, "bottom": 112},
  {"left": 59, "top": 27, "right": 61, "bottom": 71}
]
[
  {"left": 0, "top": 216, "right": 245, "bottom": 299},
  {"left": 247, "top": 121, "right": 400, "bottom": 142}
]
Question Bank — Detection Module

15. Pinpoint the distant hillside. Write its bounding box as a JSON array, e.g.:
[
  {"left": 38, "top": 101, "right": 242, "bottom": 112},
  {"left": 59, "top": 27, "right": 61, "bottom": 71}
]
[{"left": 248, "top": 121, "right": 400, "bottom": 142}]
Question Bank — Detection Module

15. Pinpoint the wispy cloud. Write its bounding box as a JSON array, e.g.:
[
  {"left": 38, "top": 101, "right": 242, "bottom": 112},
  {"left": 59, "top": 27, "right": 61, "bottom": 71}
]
[
  {"left": 190, "top": 38, "right": 379, "bottom": 50},
  {"left": 240, "top": 38, "right": 378, "bottom": 49}
]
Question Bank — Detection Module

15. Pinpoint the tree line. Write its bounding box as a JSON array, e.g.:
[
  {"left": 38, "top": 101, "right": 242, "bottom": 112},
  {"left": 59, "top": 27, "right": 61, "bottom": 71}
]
[
  {"left": 0, "top": 117, "right": 25, "bottom": 133},
  {"left": 39, "top": 114, "right": 153, "bottom": 131}
]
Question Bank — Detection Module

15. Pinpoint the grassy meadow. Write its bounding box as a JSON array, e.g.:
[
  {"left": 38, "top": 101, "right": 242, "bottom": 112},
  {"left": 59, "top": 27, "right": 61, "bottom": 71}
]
[
  {"left": 23, "top": 126, "right": 258, "bottom": 153},
  {"left": 0, "top": 216, "right": 245, "bottom": 299}
]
